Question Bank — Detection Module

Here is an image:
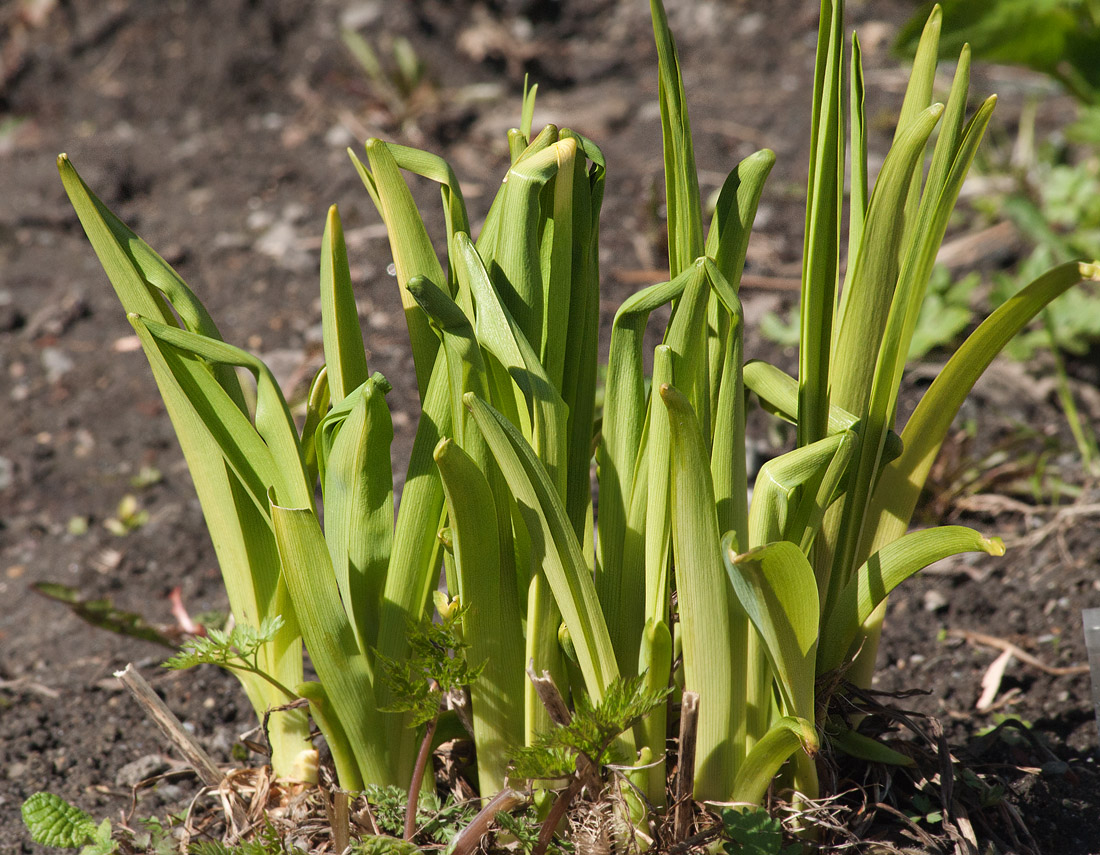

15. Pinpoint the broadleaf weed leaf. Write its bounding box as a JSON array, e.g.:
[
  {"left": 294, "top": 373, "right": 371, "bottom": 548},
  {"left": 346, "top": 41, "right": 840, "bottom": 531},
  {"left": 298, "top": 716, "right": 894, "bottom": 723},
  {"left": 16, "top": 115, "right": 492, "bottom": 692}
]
[
  {"left": 722, "top": 807, "right": 798, "bottom": 855},
  {"left": 21, "top": 792, "right": 98, "bottom": 849}
]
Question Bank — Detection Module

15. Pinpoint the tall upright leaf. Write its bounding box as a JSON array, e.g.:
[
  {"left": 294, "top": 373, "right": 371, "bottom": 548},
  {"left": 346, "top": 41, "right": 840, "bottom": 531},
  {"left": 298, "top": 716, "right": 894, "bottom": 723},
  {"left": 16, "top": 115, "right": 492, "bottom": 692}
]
[
  {"left": 649, "top": 0, "right": 704, "bottom": 276},
  {"left": 662, "top": 383, "right": 745, "bottom": 798},
  {"left": 798, "top": 0, "right": 845, "bottom": 447}
]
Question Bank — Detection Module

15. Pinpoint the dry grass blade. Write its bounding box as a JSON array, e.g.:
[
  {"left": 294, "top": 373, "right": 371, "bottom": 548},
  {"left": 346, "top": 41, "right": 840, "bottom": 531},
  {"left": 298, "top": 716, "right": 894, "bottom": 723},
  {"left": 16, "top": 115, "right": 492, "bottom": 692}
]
[{"left": 113, "top": 665, "right": 226, "bottom": 791}]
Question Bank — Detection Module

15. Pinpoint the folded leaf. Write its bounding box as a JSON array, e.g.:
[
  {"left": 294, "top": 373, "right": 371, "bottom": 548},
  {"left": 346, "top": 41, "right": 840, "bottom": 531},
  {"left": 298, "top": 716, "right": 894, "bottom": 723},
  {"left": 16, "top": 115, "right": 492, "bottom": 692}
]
[
  {"left": 464, "top": 392, "right": 622, "bottom": 709},
  {"left": 435, "top": 438, "right": 524, "bottom": 796},
  {"left": 322, "top": 374, "right": 395, "bottom": 656},
  {"left": 819, "top": 526, "right": 1004, "bottom": 673},
  {"left": 722, "top": 537, "right": 818, "bottom": 724},
  {"left": 661, "top": 382, "right": 745, "bottom": 798},
  {"left": 731, "top": 716, "right": 818, "bottom": 806}
]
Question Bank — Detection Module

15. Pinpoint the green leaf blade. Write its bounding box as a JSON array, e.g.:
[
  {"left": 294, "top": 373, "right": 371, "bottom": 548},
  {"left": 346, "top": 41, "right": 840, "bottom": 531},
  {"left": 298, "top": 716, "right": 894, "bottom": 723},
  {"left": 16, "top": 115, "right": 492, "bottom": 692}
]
[
  {"left": 271, "top": 499, "right": 396, "bottom": 787},
  {"left": 722, "top": 538, "right": 819, "bottom": 724},
  {"left": 464, "top": 392, "right": 622, "bottom": 708},
  {"left": 320, "top": 205, "right": 369, "bottom": 404},
  {"left": 819, "top": 526, "right": 1005, "bottom": 673},
  {"left": 661, "top": 382, "right": 744, "bottom": 798}
]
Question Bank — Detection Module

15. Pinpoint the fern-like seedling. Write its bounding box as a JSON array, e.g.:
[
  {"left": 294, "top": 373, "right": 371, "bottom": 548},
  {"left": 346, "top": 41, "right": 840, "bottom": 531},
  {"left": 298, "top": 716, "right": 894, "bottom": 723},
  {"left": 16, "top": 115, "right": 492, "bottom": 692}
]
[
  {"left": 162, "top": 615, "right": 294, "bottom": 700},
  {"left": 509, "top": 675, "right": 671, "bottom": 781},
  {"left": 374, "top": 602, "right": 485, "bottom": 840},
  {"left": 189, "top": 822, "right": 306, "bottom": 854},
  {"left": 495, "top": 807, "right": 572, "bottom": 855},
  {"left": 375, "top": 603, "right": 483, "bottom": 727}
]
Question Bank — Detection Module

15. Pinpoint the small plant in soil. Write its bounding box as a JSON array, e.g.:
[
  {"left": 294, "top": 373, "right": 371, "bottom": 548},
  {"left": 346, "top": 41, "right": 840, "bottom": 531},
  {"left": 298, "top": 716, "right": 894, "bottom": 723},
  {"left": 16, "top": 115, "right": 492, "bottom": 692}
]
[{"left": 27, "top": 0, "right": 1100, "bottom": 851}]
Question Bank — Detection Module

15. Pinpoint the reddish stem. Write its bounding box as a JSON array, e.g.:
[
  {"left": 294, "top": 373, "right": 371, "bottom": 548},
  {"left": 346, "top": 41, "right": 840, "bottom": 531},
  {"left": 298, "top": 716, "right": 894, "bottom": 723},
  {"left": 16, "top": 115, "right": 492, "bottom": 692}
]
[
  {"left": 404, "top": 714, "right": 439, "bottom": 841},
  {"left": 532, "top": 776, "right": 583, "bottom": 855}
]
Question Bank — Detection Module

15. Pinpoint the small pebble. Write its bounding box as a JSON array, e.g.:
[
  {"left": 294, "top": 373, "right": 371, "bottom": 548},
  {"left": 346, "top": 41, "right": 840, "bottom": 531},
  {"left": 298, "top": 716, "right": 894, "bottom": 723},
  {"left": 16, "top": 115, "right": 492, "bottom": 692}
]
[
  {"left": 116, "top": 754, "right": 170, "bottom": 788},
  {"left": 923, "top": 590, "right": 948, "bottom": 612},
  {"left": 41, "top": 346, "right": 74, "bottom": 383},
  {"left": 156, "top": 783, "right": 185, "bottom": 802}
]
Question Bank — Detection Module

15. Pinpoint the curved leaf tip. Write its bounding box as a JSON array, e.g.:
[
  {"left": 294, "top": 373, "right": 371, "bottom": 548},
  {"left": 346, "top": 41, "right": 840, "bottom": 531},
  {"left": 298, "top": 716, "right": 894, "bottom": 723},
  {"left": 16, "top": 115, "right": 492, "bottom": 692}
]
[
  {"left": 798, "top": 717, "right": 820, "bottom": 756},
  {"left": 984, "top": 536, "right": 1006, "bottom": 557},
  {"left": 1081, "top": 261, "right": 1100, "bottom": 282},
  {"left": 368, "top": 371, "right": 393, "bottom": 395},
  {"left": 726, "top": 542, "right": 768, "bottom": 566}
]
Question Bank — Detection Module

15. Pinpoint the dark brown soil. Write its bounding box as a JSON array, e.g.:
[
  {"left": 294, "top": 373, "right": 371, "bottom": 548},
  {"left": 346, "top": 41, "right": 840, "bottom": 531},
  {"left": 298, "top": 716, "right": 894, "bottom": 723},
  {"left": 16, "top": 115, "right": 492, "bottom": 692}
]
[{"left": 3, "top": 1, "right": 1100, "bottom": 853}]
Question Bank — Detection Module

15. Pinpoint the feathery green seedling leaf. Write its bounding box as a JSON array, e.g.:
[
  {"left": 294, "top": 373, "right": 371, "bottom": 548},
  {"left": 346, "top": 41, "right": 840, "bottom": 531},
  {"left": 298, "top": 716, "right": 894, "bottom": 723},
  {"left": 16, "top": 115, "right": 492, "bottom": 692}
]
[
  {"left": 163, "top": 616, "right": 294, "bottom": 698},
  {"left": 375, "top": 605, "right": 484, "bottom": 728},
  {"left": 510, "top": 674, "right": 670, "bottom": 781}
]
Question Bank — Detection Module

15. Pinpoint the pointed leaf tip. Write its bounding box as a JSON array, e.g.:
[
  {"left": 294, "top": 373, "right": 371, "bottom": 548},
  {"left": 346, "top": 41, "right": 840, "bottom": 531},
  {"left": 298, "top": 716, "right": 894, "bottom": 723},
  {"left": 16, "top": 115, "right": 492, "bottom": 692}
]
[
  {"left": 985, "top": 536, "right": 1006, "bottom": 557},
  {"left": 1081, "top": 261, "right": 1100, "bottom": 282}
]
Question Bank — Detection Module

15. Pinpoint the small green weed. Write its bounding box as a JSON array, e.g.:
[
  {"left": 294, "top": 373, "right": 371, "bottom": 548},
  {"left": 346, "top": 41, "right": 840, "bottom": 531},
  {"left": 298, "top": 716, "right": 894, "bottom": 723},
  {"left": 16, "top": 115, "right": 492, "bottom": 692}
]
[
  {"left": 721, "top": 807, "right": 800, "bottom": 855},
  {"left": 495, "top": 807, "right": 571, "bottom": 855},
  {"left": 164, "top": 616, "right": 293, "bottom": 698},
  {"left": 21, "top": 793, "right": 111, "bottom": 852},
  {"left": 510, "top": 674, "right": 671, "bottom": 782},
  {"left": 906, "top": 793, "right": 944, "bottom": 827},
  {"left": 189, "top": 823, "right": 304, "bottom": 855},
  {"left": 375, "top": 602, "right": 483, "bottom": 728},
  {"left": 104, "top": 493, "right": 149, "bottom": 536}
]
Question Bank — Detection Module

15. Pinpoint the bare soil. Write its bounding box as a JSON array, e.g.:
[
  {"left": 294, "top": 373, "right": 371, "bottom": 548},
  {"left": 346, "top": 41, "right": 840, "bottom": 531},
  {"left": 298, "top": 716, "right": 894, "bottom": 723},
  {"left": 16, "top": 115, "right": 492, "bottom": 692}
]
[{"left": 3, "top": 1, "right": 1100, "bottom": 853}]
